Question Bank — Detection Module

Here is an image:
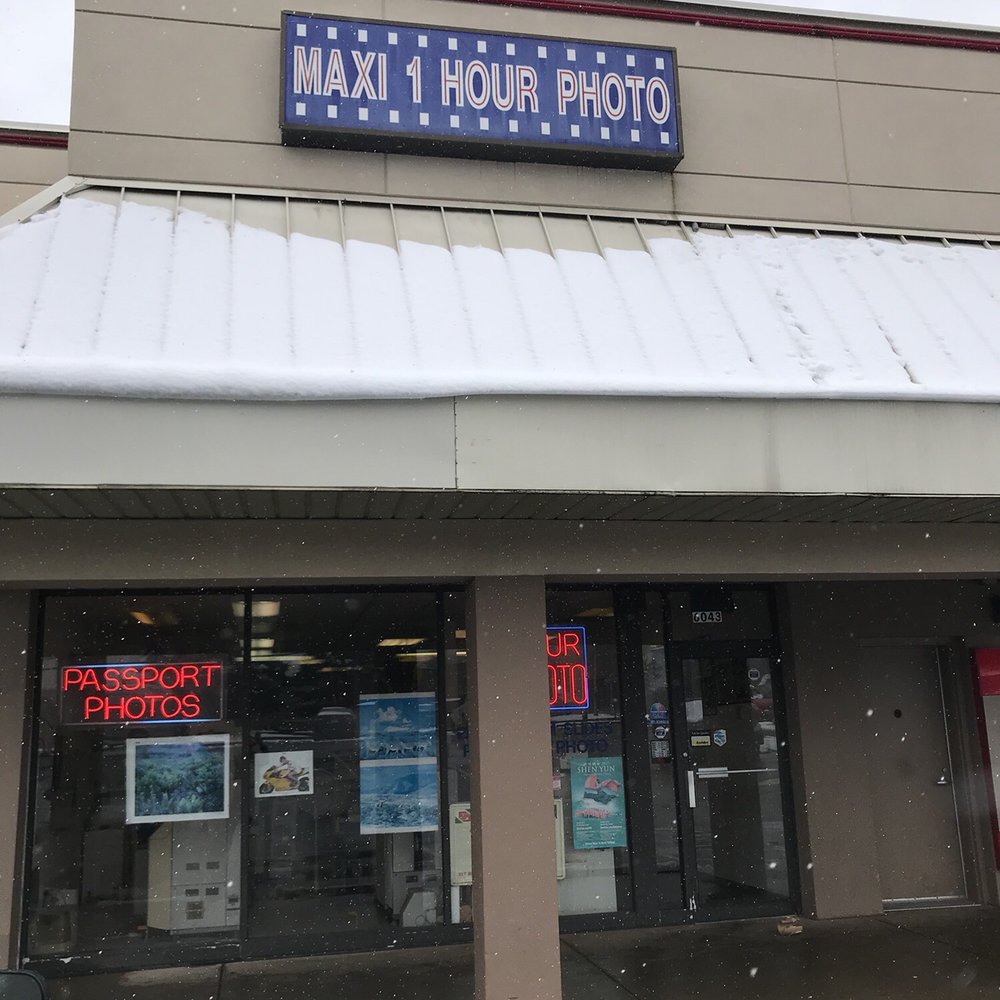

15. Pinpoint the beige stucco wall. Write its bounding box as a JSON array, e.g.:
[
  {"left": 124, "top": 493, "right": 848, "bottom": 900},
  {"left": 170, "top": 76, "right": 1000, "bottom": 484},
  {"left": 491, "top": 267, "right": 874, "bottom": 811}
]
[
  {"left": 468, "top": 578, "right": 561, "bottom": 1000},
  {"left": 0, "top": 592, "right": 30, "bottom": 963},
  {"left": 0, "top": 517, "right": 999, "bottom": 588},
  {"left": 0, "top": 143, "right": 67, "bottom": 216},
  {"left": 69, "top": 1, "right": 1000, "bottom": 233},
  {"left": 6, "top": 394, "right": 1000, "bottom": 498}
]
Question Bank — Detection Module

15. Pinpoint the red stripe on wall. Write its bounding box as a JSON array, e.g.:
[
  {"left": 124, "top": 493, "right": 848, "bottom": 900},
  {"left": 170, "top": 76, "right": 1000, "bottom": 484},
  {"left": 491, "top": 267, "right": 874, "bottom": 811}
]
[
  {"left": 483, "top": 1, "right": 1000, "bottom": 54},
  {"left": 0, "top": 130, "right": 68, "bottom": 150},
  {"left": 975, "top": 648, "right": 1000, "bottom": 697},
  {"left": 973, "top": 649, "right": 1000, "bottom": 867}
]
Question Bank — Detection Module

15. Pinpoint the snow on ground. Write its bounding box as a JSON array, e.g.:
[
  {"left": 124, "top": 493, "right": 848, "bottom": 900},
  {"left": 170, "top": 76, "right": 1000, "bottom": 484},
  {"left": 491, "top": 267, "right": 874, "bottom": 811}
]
[{"left": 0, "top": 193, "right": 998, "bottom": 402}]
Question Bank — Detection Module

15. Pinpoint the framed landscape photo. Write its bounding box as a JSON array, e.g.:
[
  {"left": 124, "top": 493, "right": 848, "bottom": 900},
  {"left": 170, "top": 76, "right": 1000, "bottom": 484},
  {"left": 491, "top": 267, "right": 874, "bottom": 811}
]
[{"left": 126, "top": 733, "right": 230, "bottom": 824}]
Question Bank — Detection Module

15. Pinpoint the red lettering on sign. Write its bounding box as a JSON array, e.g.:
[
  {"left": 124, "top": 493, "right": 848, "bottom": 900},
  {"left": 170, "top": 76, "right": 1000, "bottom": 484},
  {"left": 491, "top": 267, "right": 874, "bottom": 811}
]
[
  {"left": 546, "top": 627, "right": 590, "bottom": 711},
  {"left": 61, "top": 661, "right": 223, "bottom": 725}
]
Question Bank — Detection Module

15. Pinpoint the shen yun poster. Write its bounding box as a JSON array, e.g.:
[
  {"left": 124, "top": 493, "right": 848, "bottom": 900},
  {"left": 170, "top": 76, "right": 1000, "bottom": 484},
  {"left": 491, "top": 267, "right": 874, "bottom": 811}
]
[
  {"left": 570, "top": 757, "right": 626, "bottom": 849},
  {"left": 126, "top": 734, "right": 230, "bottom": 824},
  {"left": 359, "top": 692, "right": 439, "bottom": 834}
]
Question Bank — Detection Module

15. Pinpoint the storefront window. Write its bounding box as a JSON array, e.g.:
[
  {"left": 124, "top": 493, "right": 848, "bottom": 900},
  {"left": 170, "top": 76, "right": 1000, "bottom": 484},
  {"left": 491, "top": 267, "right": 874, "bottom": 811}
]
[
  {"left": 246, "top": 591, "right": 444, "bottom": 938},
  {"left": 28, "top": 594, "right": 242, "bottom": 958},
  {"left": 546, "top": 590, "right": 633, "bottom": 917},
  {"left": 26, "top": 587, "right": 464, "bottom": 966}
]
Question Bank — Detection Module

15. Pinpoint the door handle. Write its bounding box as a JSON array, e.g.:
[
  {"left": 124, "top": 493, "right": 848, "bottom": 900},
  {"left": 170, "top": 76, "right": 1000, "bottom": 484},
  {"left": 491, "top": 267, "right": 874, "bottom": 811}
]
[
  {"left": 687, "top": 769, "right": 696, "bottom": 808},
  {"left": 696, "top": 766, "right": 730, "bottom": 779},
  {"left": 936, "top": 775, "right": 951, "bottom": 786}
]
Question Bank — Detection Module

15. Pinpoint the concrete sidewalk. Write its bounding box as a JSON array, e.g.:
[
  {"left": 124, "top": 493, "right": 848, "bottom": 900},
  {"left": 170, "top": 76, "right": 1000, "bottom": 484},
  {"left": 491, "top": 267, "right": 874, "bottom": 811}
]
[{"left": 48, "top": 906, "right": 1000, "bottom": 1000}]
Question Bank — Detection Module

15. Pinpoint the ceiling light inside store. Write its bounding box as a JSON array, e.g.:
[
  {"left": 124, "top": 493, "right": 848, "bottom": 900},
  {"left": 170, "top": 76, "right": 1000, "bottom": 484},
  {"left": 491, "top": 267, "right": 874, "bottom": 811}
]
[
  {"left": 251, "top": 638, "right": 275, "bottom": 649},
  {"left": 395, "top": 651, "right": 438, "bottom": 661},
  {"left": 577, "top": 607, "right": 614, "bottom": 618},
  {"left": 455, "top": 629, "right": 466, "bottom": 639},
  {"left": 232, "top": 600, "right": 282, "bottom": 619},
  {"left": 129, "top": 611, "right": 155, "bottom": 626},
  {"left": 377, "top": 638, "right": 426, "bottom": 647},
  {"left": 250, "top": 652, "right": 321, "bottom": 664}
]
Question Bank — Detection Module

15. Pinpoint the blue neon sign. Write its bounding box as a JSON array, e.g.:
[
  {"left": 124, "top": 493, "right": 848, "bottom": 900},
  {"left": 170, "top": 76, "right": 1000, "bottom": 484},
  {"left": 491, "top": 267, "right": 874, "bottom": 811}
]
[{"left": 281, "top": 14, "right": 682, "bottom": 170}]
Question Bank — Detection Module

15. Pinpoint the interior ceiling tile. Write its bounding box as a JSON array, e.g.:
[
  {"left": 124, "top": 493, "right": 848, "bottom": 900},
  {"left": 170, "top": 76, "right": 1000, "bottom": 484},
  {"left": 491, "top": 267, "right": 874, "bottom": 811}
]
[
  {"left": 65, "top": 488, "right": 122, "bottom": 518},
  {"left": 2, "top": 487, "right": 1000, "bottom": 524},
  {"left": 444, "top": 494, "right": 497, "bottom": 520},
  {"left": 391, "top": 492, "right": 436, "bottom": 519},
  {"left": 210, "top": 492, "right": 248, "bottom": 518},
  {"left": 950, "top": 499, "right": 1000, "bottom": 522},
  {"left": 242, "top": 491, "right": 276, "bottom": 519},
  {"left": 363, "top": 491, "right": 404, "bottom": 519},
  {"left": 102, "top": 489, "right": 155, "bottom": 518},
  {"left": 334, "top": 492, "right": 371, "bottom": 519},
  {"left": 171, "top": 490, "right": 216, "bottom": 518},
  {"left": 273, "top": 491, "right": 308, "bottom": 519},
  {"left": 32, "top": 489, "right": 90, "bottom": 518},
  {"left": 0, "top": 492, "right": 34, "bottom": 517}
]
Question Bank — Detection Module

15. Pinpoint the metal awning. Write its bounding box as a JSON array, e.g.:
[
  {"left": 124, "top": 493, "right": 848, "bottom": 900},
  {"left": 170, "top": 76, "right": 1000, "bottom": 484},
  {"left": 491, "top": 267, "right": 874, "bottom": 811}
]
[{"left": 2, "top": 182, "right": 999, "bottom": 403}]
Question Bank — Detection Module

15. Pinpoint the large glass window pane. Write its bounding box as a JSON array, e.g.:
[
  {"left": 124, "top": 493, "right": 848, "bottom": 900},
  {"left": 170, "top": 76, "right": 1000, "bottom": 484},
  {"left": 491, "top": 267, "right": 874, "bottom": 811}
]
[
  {"left": 246, "top": 591, "right": 446, "bottom": 938},
  {"left": 28, "top": 594, "right": 242, "bottom": 960},
  {"left": 546, "top": 590, "right": 632, "bottom": 917}
]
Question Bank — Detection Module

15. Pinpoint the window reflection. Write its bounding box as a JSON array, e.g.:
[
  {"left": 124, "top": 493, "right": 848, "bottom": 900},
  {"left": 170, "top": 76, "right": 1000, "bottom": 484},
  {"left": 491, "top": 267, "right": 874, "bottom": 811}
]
[
  {"left": 546, "top": 590, "right": 633, "bottom": 917},
  {"left": 29, "top": 594, "right": 242, "bottom": 957},
  {"left": 27, "top": 588, "right": 465, "bottom": 964},
  {"left": 247, "top": 592, "right": 445, "bottom": 937}
]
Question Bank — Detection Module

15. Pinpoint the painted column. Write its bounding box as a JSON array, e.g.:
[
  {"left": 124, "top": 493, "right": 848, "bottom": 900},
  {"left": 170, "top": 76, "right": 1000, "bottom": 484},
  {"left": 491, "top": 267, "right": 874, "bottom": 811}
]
[
  {"left": 467, "top": 577, "right": 561, "bottom": 1000},
  {"left": 0, "top": 591, "right": 31, "bottom": 962}
]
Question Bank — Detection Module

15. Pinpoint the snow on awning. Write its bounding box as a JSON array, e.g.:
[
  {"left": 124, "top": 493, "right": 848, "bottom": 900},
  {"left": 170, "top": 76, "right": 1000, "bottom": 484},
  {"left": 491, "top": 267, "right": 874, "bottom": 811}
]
[{"left": 1, "top": 187, "right": 999, "bottom": 402}]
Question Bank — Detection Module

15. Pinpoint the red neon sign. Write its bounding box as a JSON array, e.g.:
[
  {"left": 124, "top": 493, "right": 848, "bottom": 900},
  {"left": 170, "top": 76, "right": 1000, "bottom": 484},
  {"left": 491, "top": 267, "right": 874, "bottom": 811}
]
[
  {"left": 546, "top": 626, "right": 590, "bottom": 711},
  {"left": 60, "top": 662, "right": 224, "bottom": 725}
]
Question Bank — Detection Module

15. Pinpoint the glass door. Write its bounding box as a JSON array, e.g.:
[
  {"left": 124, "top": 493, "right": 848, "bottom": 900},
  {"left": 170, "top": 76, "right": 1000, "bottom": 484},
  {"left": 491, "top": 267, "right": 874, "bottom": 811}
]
[
  {"left": 671, "top": 643, "right": 795, "bottom": 920},
  {"left": 615, "top": 589, "right": 685, "bottom": 920},
  {"left": 547, "top": 585, "right": 796, "bottom": 930}
]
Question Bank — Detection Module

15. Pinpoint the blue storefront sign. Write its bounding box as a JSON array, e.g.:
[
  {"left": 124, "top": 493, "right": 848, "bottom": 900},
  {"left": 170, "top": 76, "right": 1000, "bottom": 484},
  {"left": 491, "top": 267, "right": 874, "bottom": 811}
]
[{"left": 281, "top": 13, "right": 682, "bottom": 170}]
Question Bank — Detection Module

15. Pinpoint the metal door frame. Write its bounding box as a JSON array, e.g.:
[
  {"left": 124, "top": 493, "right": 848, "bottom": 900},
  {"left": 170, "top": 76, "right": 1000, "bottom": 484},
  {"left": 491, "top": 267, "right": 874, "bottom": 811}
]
[
  {"left": 667, "top": 637, "right": 800, "bottom": 923},
  {"left": 615, "top": 587, "right": 688, "bottom": 922},
  {"left": 860, "top": 641, "right": 969, "bottom": 908}
]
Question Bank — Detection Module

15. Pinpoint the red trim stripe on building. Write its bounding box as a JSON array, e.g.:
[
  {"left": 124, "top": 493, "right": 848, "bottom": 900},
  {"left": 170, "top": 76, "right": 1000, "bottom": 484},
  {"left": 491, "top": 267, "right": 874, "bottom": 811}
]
[{"left": 484, "top": 1, "right": 1000, "bottom": 53}]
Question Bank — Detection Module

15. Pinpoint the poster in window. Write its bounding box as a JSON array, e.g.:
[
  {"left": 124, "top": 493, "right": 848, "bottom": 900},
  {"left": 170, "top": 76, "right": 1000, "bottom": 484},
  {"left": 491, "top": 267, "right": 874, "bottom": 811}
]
[
  {"left": 570, "top": 756, "right": 626, "bottom": 849},
  {"left": 359, "top": 692, "right": 438, "bottom": 833},
  {"left": 254, "top": 750, "right": 313, "bottom": 797},
  {"left": 126, "top": 734, "right": 230, "bottom": 824}
]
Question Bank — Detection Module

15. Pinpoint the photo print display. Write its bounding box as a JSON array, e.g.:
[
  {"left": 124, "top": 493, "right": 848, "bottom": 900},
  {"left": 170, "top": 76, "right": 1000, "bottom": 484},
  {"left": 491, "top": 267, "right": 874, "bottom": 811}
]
[
  {"left": 254, "top": 749, "right": 314, "bottom": 798},
  {"left": 359, "top": 692, "right": 439, "bottom": 833},
  {"left": 126, "top": 734, "right": 230, "bottom": 824}
]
